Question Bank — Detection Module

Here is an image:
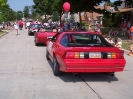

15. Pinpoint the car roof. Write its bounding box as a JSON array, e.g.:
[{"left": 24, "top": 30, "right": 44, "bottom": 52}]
[{"left": 61, "top": 31, "right": 100, "bottom": 35}]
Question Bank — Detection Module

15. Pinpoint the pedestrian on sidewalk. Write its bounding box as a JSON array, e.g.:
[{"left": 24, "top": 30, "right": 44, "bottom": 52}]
[
  {"left": 130, "top": 24, "right": 133, "bottom": 42},
  {"left": 14, "top": 22, "right": 19, "bottom": 36}
]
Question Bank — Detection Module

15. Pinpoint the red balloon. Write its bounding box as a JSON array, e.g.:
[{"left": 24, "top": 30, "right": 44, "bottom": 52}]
[{"left": 63, "top": 2, "right": 70, "bottom": 12}]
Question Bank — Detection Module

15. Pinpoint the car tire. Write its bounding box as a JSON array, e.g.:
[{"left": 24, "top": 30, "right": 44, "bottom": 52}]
[
  {"left": 46, "top": 50, "right": 50, "bottom": 60},
  {"left": 35, "top": 38, "right": 39, "bottom": 46},
  {"left": 53, "top": 56, "right": 63, "bottom": 76},
  {"left": 28, "top": 32, "right": 31, "bottom": 36},
  {"left": 35, "top": 42, "right": 39, "bottom": 46}
]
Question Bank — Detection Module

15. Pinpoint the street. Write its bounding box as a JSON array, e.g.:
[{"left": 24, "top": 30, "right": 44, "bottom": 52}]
[{"left": 0, "top": 29, "right": 133, "bottom": 99}]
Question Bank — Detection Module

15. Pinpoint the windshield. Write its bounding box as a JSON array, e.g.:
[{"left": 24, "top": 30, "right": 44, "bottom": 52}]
[{"left": 60, "top": 33, "right": 113, "bottom": 47}]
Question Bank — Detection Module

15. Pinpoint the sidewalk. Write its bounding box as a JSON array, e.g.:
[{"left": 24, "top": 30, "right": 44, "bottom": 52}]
[{"left": 0, "top": 29, "right": 12, "bottom": 38}]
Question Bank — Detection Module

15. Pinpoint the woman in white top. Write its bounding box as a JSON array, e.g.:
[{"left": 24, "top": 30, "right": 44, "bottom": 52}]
[{"left": 14, "top": 23, "right": 19, "bottom": 35}]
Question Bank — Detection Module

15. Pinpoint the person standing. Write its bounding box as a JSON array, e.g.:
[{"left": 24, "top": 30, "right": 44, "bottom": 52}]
[
  {"left": 130, "top": 24, "right": 133, "bottom": 42},
  {"left": 14, "top": 22, "right": 19, "bottom": 36},
  {"left": 121, "top": 21, "right": 127, "bottom": 35}
]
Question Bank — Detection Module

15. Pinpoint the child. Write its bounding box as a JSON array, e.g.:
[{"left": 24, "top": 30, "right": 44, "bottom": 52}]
[
  {"left": 126, "top": 30, "right": 131, "bottom": 39},
  {"left": 127, "top": 44, "right": 133, "bottom": 56},
  {"left": 115, "top": 38, "right": 122, "bottom": 48},
  {"left": 109, "top": 29, "right": 114, "bottom": 37},
  {"left": 108, "top": 37, "right": 115, "bottom": 45},
  {"left": 113, "top": 29, "right": 119, "bottom": 36}
]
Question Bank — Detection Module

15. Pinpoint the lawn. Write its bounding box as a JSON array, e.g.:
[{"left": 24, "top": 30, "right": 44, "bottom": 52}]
[
  {"left": 101, "top": 27, "right": 133, "bottom": 51},
  {"left": 0, "top": 31, "right": 5, "bottom": 35}
]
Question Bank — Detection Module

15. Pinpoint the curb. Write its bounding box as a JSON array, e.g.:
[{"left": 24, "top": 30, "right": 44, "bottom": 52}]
[{"left": 0, "top": 30, "right": 12, "bottom": 38}]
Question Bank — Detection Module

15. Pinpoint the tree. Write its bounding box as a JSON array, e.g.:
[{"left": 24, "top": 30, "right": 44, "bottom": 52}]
[
  {"left": 0, "top": 4, "right": 16, "bottom": 22},
  {"left": 51, "top": 11, "right": 59, "bottom": 22},
  {"left": 33, "top": 0, "right": 114, "bottom": 29},
  {"left": 23, "top": 6, "right": 30, "bottom": 19},
  {"left": 70, "top": 14, "right": 75, "bottom": 22},
  {"left": 113, "top": 11, "right": 122, "bottom": 27},
  {"left": 0, "top": 0, "right": 7, "bottom": 9},
  {"left": 29, "top": 6, "right": 37, "bottom": 20},
  {"left": 16, "top": 11, "right": 23, "bottom": 20}
]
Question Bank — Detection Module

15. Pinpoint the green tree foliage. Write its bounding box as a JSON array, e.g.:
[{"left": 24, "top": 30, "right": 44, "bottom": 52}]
[
  {"left": 33, "top": 0, "right": 112, "bottom": 27},
  {"left": 0, "top": 4, "right": 16, "bottom": 23},
  {"left": 23, "top": 6, "right": 30, "bottom": 19},
  {"left": 16, "top": 11, "right": 23, "bottom": 20},
  {"left": 102, "top": 16, "right": 112, "bottom": 27},
  {"left": 0, "top": 0, "right": 7, "bottom": 9},
  {"left": 51, "top": 11, "right": 59, "bottom": 22},
  {"left": 29, "top": 6, "right": 37, "bottom": 20},
  {"left": 113, "top": 11, "right": 122, "bottom": 27}
]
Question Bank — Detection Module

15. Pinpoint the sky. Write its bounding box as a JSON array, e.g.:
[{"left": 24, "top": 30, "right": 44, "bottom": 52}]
[
  {"left": 7, "top": 0, "right": 34, "bottom": 11},
  {"left": 7, "top": 0, "right": 117, "bottom": 11}
]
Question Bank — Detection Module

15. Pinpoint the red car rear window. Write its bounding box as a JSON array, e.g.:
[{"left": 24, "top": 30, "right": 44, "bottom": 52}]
[{"left": 60, "top": 33, "right": 113, "bottom": 47}]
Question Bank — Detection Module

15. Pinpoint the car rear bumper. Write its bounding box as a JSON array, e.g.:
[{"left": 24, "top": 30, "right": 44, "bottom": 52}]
[
  {"left": 59, "top": 59, "right": 126, "bottom": 73},
  {"left": 37, "top": 36, "right": 47, "bottom": 44}
]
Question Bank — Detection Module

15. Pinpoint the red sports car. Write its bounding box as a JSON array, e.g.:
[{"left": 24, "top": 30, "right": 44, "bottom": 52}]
[
  {"left": 46, "top": 31, "right": 126, "bottom": 76},
  {"left": 34, "top": 28, "right": 57, "bottom": 46}
]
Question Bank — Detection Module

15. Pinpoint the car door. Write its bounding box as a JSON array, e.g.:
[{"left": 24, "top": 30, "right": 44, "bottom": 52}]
[{"left": 47, "top": 33, "right": 60, "bottom": 58}]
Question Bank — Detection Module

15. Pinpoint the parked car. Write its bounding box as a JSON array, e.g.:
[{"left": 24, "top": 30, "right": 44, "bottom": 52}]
[
  {"left": 34, "top": 28, "right": 57, "bottom": 46},
  {"left": 28, "top": 24, "right": 43, "bottom": 35},
  {"left": 46, "top": 31, "right": 126, "bottom": 76}
]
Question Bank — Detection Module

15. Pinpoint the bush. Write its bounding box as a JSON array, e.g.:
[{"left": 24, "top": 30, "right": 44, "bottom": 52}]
[
  {"left": 82, "top": 22, "right": 88, "bottom": 26},
  {"left": 112, "top": 11, "right": 122, "bottom": 27},
  {"left": 102, "top": 16, "right": 112, "bottom": 27}
]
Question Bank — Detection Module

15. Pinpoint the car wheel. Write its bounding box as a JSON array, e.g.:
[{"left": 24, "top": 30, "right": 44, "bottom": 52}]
[
  {"left": 35, "top": 42, "right": 39, "bottom": 46},
  {"left": 35, "top": 38, "right": 39, "bottom": 46},
  {"left": 46, "top": 50, "right": 50, "bottom": 60},
  {"left": 53, "top": 56, "right": 63, "bottom": 76},
  {"left": 28, "top": 32, "right": 31, "bottom": 36}
]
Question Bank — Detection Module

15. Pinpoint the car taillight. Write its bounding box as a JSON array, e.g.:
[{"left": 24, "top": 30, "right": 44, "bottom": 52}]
[
  {"left": 106, "top": 52, "right": 124, "bottom": 59},
  {"left": 64, "top": 52, "right": 85, "bottom": 59},
  {"left": 63, "top": 52, "right": 124, "bottom": 59}
]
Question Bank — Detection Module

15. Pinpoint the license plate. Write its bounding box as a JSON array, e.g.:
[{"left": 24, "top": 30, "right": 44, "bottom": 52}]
[
  {"left": 89, "top": 52, "right": 101, "bottom": 58},
  {"left": 47, "top": 36, "right": 53, "bottom": 39}
]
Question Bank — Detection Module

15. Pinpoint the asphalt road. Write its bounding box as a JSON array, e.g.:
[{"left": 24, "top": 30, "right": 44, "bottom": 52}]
[{"left": 0, "top": 29, "right": 133, "bottom": 99}]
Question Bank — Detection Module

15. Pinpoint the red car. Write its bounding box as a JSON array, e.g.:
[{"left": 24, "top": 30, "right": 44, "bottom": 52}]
[
  {"left": 34, "top": 28, "right": 57, "bottom": 46},
  {"left": 46, "top": 31, "right": 126, "bottom": 76}
]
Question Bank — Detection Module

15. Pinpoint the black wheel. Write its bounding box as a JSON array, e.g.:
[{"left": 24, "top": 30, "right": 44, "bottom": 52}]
[
  {"left": 35, "top": 38, "right": 39, "bottom": 46},
  {"left": 46, "top": 50, "right": 50, "bottom": 60},
  {"left": 35, "top": 42, "right": 39, "bottom": 46},
  {"left": 28, "top": 32, "right": 31, "bottom": 36},
  {"left": 53, "top": 56, "right": 63, "bottom": 76}
]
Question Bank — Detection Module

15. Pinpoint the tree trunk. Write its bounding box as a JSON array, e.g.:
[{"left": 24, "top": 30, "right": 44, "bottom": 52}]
[{"left": 79, "top": 12, "right": 82, "bottom": 30}]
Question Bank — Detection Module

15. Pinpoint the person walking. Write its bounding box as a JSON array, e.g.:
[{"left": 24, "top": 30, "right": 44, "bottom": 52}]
[
  {"left": 18, "top": 20, "right": 23, "bottom": 30},
  {"left": 14, "top": 22, "right": 19, "bottom": 36}
]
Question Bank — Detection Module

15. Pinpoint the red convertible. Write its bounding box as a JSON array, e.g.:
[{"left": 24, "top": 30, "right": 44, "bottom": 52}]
[
  {"left": 46, "top": 31, "right": 126, "bottom": 76},
  {"left": 34, "top": 28, "right": 57, "bottom": 46}
]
